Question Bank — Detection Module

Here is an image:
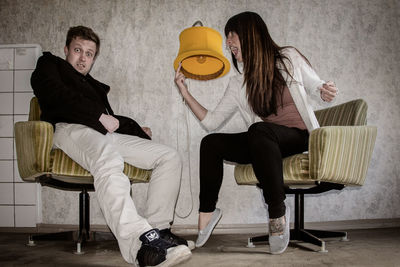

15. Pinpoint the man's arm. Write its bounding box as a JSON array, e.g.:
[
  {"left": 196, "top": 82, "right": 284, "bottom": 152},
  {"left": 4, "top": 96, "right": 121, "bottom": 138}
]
[{"left": 31, "top": 53, "right": 107, "bottom": 132}]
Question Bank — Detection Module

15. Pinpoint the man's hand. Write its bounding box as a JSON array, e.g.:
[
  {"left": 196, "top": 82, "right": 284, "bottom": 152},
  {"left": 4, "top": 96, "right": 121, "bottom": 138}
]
[
  {"left": 99, "top": 113, "right": 120, "bottom": 133},
  {"left": 142, "top": 127, "right": 152, "bottom": 138}
]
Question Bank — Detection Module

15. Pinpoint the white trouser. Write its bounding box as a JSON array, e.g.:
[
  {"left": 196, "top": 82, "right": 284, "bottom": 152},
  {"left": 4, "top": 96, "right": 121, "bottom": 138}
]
[{"left": 53, "top": 123, "right": 182, "bottom": 264}]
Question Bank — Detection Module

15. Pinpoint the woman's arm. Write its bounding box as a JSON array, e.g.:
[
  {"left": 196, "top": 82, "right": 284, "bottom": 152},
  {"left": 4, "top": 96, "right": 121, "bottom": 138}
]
[
  {"left": 174, "top": 63, "right": 239, "bottom": 132},
  {"left": 281, "top": 48, "right": 339, "bottom": 131},
  {"left": 291, "top": 49, "right": 338, "bottom": 102},
  {"left": 174, "top": 63, "right": 208, "bottom": 121}
]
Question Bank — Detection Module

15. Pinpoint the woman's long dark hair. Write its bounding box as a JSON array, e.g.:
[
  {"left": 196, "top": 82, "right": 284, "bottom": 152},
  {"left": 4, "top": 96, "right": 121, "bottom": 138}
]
[{"left": 225, "top": 12, "right": 308, "bottom": 117}]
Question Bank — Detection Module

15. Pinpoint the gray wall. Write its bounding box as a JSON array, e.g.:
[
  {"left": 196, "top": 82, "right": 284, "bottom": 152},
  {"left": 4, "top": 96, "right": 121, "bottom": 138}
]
[{"left": 1, "top": 0, "right": 399, "bottom": 227}]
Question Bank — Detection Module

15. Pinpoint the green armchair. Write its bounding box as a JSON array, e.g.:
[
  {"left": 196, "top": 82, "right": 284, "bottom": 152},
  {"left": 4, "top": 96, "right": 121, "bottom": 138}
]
[
  {"left": 234, "top": 99, "right": 377, "bottom": 252},
  {"left": 14, "top": 97, "right": 151, "bottom": 253}
]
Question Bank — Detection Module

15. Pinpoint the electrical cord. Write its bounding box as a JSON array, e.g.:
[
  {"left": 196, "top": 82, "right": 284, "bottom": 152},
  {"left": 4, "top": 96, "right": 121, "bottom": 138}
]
[{"left": 174, "top": 79, "right": 194, "bottom": 219}]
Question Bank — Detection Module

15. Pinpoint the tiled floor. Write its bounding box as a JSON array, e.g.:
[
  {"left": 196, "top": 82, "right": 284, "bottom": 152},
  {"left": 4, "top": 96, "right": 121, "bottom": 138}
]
[{"left": 0, "top": 227, "right": 399, "bottom": 266}]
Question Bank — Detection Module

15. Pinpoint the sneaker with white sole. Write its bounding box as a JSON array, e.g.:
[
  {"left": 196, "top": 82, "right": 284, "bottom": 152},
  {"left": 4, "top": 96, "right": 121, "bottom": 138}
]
[
  {"left": 136, "top": 229, "right": 191, "bottom": 267},
  {"left": 159, "top": 228, "right": 195, "bottom": 250},
  {"left": 269, "top": 206, "right": 290, "bottom": 254},
  {"left": 195, "top": 208, "right": 222, "bottom": 248}
]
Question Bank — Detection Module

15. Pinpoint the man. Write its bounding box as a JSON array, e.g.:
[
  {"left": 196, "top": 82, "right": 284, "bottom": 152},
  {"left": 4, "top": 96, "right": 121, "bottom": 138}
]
[{"left": 31, "top": 25, "right": 192, "bottom": 267}]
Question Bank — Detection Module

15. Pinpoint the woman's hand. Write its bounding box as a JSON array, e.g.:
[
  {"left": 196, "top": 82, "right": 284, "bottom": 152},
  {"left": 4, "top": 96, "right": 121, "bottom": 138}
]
[
  {"left": 173, "top": 62, "right": 208, "bottom": 121},
  {"left": 174, "top": 62, "right": 188, "bottom": 94},
  {"left": 320, "top": 81, "right": 339, "bottom": 102}
]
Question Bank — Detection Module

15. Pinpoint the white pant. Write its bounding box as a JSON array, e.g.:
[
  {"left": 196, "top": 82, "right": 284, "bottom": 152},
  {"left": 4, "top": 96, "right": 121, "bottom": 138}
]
[{"left": 53, "top": 123, "right": 182, "bottom": 264}]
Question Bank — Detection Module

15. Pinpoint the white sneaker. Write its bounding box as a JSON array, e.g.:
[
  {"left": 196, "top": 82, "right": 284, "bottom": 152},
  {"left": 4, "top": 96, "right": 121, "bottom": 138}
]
[
  {"left": 159, "top": 228, "right": 195, "bottom": 250},
  {"left": 269, "top": 206, "right": 290, "bottom": 254},
  {"left": 195, "top": 208, "right": 222, "bottom": 248},
  {"left": 158, "top": 245, "right": 192, "bottom": 267}
]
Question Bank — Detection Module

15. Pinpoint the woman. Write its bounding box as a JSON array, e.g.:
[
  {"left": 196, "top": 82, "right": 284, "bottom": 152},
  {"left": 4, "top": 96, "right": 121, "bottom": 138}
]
[{"left": 174, "top": 11, "right": 338, "bottom": 254}]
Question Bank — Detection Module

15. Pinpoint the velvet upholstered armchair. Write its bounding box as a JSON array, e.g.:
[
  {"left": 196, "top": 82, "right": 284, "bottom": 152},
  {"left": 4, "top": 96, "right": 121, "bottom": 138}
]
[
  {"left": 234, "top": 98, "right": 377, "bottom": 252},
  {"left": 14, "top": 97, "right": 152, "bottom": 254}
]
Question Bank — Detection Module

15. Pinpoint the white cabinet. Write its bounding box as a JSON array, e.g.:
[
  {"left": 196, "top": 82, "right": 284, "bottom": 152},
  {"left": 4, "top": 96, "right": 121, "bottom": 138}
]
[
  {"left": 0, "top": 71, "right": 13, "bottom": 92},
  {"left": 0, "top": 44, "right": 42, "bottom": 227},
  {"left": 0, "top": 49, "right": 14, "bottom": 69}
]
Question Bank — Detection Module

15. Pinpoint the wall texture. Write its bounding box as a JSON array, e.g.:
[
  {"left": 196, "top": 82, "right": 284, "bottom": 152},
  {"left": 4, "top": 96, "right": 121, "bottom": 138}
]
[{"left": 1, "top": 0, "right": 399, "bottom": 227}]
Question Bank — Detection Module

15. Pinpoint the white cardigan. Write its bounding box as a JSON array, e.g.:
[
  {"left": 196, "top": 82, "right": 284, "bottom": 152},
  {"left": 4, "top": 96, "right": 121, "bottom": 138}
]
[{"left": 200, "top": 47, "right": 325, "bottom": 133}]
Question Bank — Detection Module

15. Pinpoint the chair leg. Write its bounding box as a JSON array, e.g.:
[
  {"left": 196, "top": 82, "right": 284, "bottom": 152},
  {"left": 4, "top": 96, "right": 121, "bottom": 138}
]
[
  {"left": 27, "top": 187, "right": 91, "bottom": 254},
  {"left": 74, "top": 188, "right": 90, "bottom": 254},
  {"left": 305, "top": 229, "right": 348, "bottom": 240},
  {"left": 27, "top": 231, "right": 74, "bottom": 246},
  {"left": 293, "top": 229, "right": 327, "bottom": 252},
  {"left": 247, "top": 235, "right": 268, "bottom": 248},
  {"left": 79, "top": 188, "right": 90, "bottom": 241}
]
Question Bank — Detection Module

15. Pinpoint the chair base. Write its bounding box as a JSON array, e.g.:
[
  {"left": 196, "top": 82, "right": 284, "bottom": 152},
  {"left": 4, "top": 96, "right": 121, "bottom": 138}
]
[
  {"left": 27, "top": 186, "right": 92, "bottom": 254},
  {"left": 27, "top": 231, "right": 92, "bottom": 254},
  {"left": 247, "top": 228, "right": 348, "bottom": 252},
  {"left": 248, "top": 182, "right": 348, "bottom": 252}
]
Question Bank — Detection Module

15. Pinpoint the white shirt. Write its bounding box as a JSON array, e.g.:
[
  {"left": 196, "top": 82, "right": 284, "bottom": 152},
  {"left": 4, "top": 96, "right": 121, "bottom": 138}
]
[{"left": 200, "top": 47, "right": 325, "bottom": 133}]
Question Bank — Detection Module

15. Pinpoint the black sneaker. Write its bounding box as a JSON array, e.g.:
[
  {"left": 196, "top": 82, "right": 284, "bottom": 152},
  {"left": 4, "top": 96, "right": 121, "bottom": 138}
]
[
  {"left": 159, "top": 228, "right": 195, "bottom": 250},
  {"left": 137, "top": 229, "right": 191, "bottom": 267}
]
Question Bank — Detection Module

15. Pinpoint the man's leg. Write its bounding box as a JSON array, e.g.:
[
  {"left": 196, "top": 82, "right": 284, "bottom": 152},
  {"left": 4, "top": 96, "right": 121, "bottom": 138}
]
[
  {"left": 111, "top": 132, "right": 195, "bottom": 250},
  {"left": 111, "top": 133, "right": 182, "bottom": 230},
  {"left": 53, "top": 123, "right": 152, "bottom": 264}
]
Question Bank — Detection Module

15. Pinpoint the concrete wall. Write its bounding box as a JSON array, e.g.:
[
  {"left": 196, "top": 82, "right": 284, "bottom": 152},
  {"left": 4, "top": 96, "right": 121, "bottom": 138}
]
[{"left": 1, "top": 0, "right": 399, "bottom": 227}]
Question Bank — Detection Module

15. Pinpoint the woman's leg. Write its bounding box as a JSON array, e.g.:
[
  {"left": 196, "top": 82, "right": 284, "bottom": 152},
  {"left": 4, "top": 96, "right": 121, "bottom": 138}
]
[
  {"left": 196, "top": 132, "right": 251, "bottom": 245},
  {"left": 199, "top": 132, "right": 251, "bottom": 213},
  {"left": 247, "top": 122, "right": 308, "bottom": 254},
  {"left": 247, "top": 122, "right": 309, "bottom": 219}
]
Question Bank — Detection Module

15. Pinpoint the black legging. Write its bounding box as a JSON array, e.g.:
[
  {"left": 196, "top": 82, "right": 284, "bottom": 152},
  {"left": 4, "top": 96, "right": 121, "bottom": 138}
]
[{"left": 199, "top": 121, "right": 309, "bottom": 219}]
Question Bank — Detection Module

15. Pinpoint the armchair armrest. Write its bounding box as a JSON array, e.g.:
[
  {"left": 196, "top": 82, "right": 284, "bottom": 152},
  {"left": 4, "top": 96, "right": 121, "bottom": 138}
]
[
  {"left": 315, "top": 99, "right": 368, "bottom": 127},
  {"left": 309, "top": 125, "right": 377, "bottom": 185},
  {"left": 14, "top": 121, "right": 54, "bottom": 181}
]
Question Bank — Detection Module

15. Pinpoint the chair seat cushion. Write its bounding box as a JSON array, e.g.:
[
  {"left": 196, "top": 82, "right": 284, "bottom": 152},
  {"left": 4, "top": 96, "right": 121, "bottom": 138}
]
[
  {"left": 234, "top": 153, "right": 313, "bottom": 186},
  {"left": 51, "top": 149, "right": 151, "bottom": 184}
]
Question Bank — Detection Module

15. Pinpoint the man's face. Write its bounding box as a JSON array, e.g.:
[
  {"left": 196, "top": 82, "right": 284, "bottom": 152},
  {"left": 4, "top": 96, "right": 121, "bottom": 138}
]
[{"left": 64, "top": 37, "right": 97, "bottom": 75}]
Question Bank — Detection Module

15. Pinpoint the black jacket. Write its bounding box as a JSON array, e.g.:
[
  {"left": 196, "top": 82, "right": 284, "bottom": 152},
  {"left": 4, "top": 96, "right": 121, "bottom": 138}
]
[{"left": 31, "top": 52, "right": 150, "bottom": 139}]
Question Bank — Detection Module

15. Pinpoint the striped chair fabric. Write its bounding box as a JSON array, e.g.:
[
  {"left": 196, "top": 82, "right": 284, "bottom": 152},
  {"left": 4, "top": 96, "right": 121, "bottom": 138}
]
[
  {"left": 14, "top": 97, "right": 151, "bottom": 184},
  {"left": 234, "top": 99, "right": 377, "bottom": 187}
]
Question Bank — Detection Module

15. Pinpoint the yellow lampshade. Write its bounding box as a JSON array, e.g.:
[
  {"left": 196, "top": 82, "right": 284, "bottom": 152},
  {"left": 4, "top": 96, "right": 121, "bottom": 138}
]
[{"left": 174, "top": 24, "right": 230, "bottom": 81}]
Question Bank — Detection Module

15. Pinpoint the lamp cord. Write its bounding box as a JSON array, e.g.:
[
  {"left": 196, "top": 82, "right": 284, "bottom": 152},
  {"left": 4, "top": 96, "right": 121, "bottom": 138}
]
[
  {"left": 192, "top": 21, "right": 203, "bottom": 27},
  {"left": 175, "top": 79, "right": 194, "bottom": 219}
]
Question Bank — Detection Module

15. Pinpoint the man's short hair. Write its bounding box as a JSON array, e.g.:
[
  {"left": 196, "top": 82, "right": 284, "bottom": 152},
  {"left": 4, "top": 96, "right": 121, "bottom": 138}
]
[{"left": 66, "top": 26, "right": 100, "bottom": 57}]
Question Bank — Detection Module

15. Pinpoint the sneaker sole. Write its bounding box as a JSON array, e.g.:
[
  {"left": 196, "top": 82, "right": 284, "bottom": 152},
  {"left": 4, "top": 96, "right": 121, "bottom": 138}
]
[{"left": 153, "top": 245, "right": 191, "bottom": 267}]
